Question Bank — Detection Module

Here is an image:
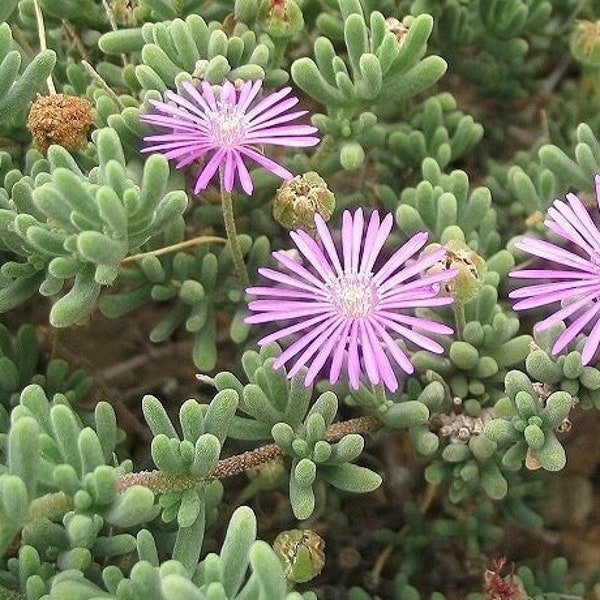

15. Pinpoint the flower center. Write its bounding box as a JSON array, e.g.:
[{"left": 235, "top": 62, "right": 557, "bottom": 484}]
[
  {"left": 327, "top": 272, "right": 380, "bottom": 318},
  {"left": 209, "top": 101, "right": 249, "bottom": 148}
]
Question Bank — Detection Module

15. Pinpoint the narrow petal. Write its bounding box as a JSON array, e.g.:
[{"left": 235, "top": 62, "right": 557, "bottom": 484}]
[
  {"left": 346, "top": 321, "right": 361, "bottom": 389},
  {"left": 514, "top": 238, "right": 598, "bottom": 273},
  {"left": 329, "top": 321, "right": 352, "bottom": 384},
  {"left": 364, "top": 321, "right": 398, "bottom": 391},
  {"left": 535, "top": 296, "right": 592, "bottom": 332},
  {"left": 359, "top": 320, "right": 380, "bottom": 385},
  {"left": 233, "top": 151, "right": 253, "bottom": 195},
  {"left": 237, "top": 146, "right": 293, "bottom": 180},
  {"left": 290, "top": 229, "right": 337, "bottom": 282},
  {"left": 551, "top": 302, "right": 600, "bottom": 355},
  {"left": 370, "top": 319, "right": 414, "bottom": 374},
  {"left": 375, "top": 314, "right": 445, "bottom": 353},
  {"left": 194, "top": 149, "right": 226, "bottom": 193},
  {"left": 582, "top": 315, "right": 600, "bottom": 364},
  {"left": 315, "top": 213, "right": 343, "bottom": 277},
  {"left": 374, "top": 232, "right": 430, "bottom": 284}
]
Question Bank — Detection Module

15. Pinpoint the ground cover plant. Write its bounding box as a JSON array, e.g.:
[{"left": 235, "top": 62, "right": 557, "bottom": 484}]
[{"left": 0, "top": 0, "right": 599, "bottom": 598}]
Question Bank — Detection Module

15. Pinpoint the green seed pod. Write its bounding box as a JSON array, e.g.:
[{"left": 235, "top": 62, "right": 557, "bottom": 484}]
[
  {"left": 273, "top": 529, "right": 325, "bottom": 583},
  {"left": 272, "top": 172, "right": 335, "bottom": 230}
]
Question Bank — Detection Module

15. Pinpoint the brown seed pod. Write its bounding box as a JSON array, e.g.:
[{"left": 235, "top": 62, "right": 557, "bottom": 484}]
[{"left": 26, "top": 93, "right": 95, "bottom": 153}]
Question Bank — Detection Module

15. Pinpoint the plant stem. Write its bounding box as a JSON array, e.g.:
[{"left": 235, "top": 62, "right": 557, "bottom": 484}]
[
  {"left": 33, "top": 0, "right": 56, "bottom": 94},
  {"left": 81, "top": 60, "right": 124, "bottom": 110},
  {"left": 120, "top": 235, "right": 227, "bottom": 265},
  {"left": 27, "top": 416, "right": 382, "bottom": 518},
  {"left": 372, "top": 383, "right": 388, "bottom": 409},
  {"left": 219, "top": 166, "right": 250, "bottom": 286},
  {"left": 453, "top": 300, "right": 466, "bottom": 340}
]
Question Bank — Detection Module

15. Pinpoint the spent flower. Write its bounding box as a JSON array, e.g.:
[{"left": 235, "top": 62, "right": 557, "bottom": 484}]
[
  {"left": 510, "top": 175, "right": 600, "bottom": 364},
  {"left": 141, "top": 79, "right": 319, "bottom": 194},
  {"left": 246, "top": 209, "right": 456, "bottom": 392}
]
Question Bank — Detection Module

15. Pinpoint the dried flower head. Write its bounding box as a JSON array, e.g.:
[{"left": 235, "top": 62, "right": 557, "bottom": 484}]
[
  {"left": 571, "top": 20, "right": 600, "bottom": 67},
  {"left": 27, "top": 93, "right": 94, "bottom": 153},
  {"left": 273, "top": 529, "right": 325, "bottom": 584},
  {"left": 272, "top": 171, "right": 335, "bottom": 230},
  {"left": 385, "top": 16, "right": 410, "bottom": 46},
  {"left": 510, "top": 175, "right": 600, "bottom": 364},
  {"left": 258, "top": 0, "right": 304, "bottom": 38},
  {"left": 246, "top": 208, "right": 456, "bottom": 392},
  {"left": 484, "top": 557, "right": 525, "bottom": 600},
  {"left": 141, "top": 79, "right": 319, "bottom": 195},
  {"left": 426, "top": 239, "right": 486, "bottom": 303}
]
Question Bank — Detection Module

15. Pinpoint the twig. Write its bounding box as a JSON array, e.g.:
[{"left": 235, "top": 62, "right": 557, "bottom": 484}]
[{"left": 32, "top": 0, "right": 56, "bottom": 94}]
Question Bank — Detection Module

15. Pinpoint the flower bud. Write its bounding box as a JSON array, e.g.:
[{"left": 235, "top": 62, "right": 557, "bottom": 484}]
[
  {"left": 27, "top": 94, "right": 94, "bottom": 153},
  {"left": 273, "top": 529, "right": 325, "bottom": 583},
  {"left": 571, "top": 20, "right": 600, "bottom": 67},
  {"left": 258, "top": 0, "right": 304, "bottom": 39},
  {"left": 273, "top": 171, "right": 335, "bottom": 230}
]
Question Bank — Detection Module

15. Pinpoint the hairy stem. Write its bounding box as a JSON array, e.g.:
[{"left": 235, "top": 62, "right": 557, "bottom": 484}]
[
  {"left": 220, "top": 166, "right": 250, "bottom": 286},
  {"left": 453, "top": 300, "right": 466, "bottom": 341},
  {"left": 28, "top": 416, "right": 382, "bottom": 518}
]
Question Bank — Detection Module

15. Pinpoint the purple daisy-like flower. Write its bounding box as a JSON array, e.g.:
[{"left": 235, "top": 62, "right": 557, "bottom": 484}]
[
  {"left": 245, "top": 208, "right": 456, "bottom": 392},
  {"left": 510, "top": 175, "right": 600, "bottom": 364},
  {"left": 140, "top": 79, "right": 319, "bottom": 195}
]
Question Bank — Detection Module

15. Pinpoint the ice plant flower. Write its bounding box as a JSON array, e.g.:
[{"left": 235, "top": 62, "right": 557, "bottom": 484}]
[
  {"left": 510, "top": 175, "right": 600, "bottom": 364},
  {"left": 140, "top": 79, "right": 319, "bottom": 195},
  {"left": 246, "top": 208, "right": 456, "bottom": 392}
]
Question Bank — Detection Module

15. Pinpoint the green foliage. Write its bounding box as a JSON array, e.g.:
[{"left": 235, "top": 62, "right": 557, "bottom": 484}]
[
  {"left": 0, "top": 0, "right": 597, "bottom": 598},
  {"left": 216, "top": 345, "right": 381, "bottom": 519},
  {"left": 413, "top": 281, "right": 531, "bottom": 406},
  {"left": 383, "top": 160, "right": 500, "bottom": 257},
  {"left": 100, "top": 233, "right": 270, "bottom": 371},
  {"left": 0, "top": 23, "right": 56, "bottom": 130},
  {"left": 525, "top": 324, "right": 600, "bottom": 409},
  {"left": 388, "top": 93, "right": 484, "bottom": 170},
  {"left": 411, "top": 0, "right": 554, "bottom": 98},
  {"left": 100, "top": 14, "right": 289, "bottom": 90},
  {"left": 485, "top": 370, "right": 574, "bottom": 472},
  {"left": 0, "top": 324, "right": 92, "bottom": 411},
  {"left": 293, "top": 5, "right": 446, "bottom": 109},
  {"left": 516, "top": 557, "right": 588, "bottom": 600},
  {"left": 0, "top": 129, "right": 187, "bottom": 326}
]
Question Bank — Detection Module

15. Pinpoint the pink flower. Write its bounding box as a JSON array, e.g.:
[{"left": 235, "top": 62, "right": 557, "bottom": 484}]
[
  {"left": 140, "top": 79, "right": 319, "bottom": 195},
  {"left": 510, "top": 175, "right": 600, "bottom": 364},
  {"left": 246, "top": 209, "right": 456, "bottom": 392}
]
